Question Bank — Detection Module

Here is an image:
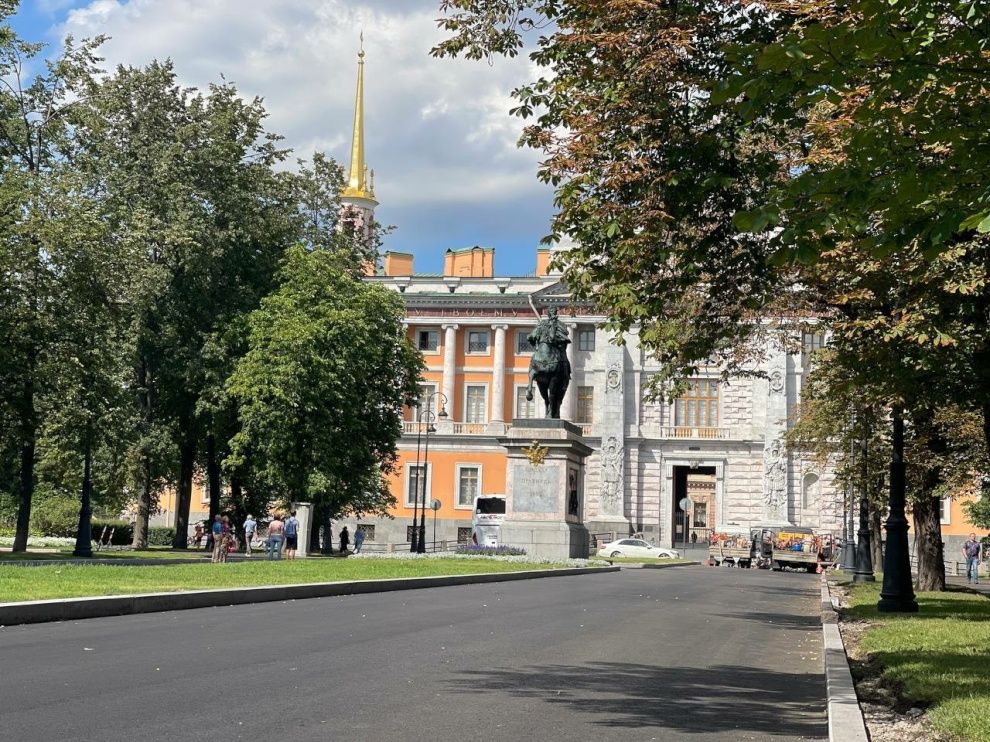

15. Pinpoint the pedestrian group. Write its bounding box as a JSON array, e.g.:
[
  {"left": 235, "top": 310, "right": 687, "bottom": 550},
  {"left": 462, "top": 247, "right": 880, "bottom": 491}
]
[{"left": 200, "top": 511, "right": 360, "bottom": 562}]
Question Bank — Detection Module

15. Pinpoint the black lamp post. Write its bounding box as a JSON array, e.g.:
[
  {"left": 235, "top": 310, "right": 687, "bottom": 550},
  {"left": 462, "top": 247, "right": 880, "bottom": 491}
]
[
  {"left": 842, "top": 434, "right": 857, "bottom": 572},
  {"left": 853, "top": 424, "right": 875, "bottom": 582},
  {"left": 418, "top": 392, "right": 447, "bottom": 554},
  {"left": 878, "top": 409, "right": 918, "bottom": 612},
  {"left": 410, "top": 403, "right": 425, "bottom": 553}
]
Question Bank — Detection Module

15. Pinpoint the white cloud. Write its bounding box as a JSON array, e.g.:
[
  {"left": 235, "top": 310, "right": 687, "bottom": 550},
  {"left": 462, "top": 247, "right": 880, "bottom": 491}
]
[{"left": 59, "top": 0, "right": 551, "bottom": 216}]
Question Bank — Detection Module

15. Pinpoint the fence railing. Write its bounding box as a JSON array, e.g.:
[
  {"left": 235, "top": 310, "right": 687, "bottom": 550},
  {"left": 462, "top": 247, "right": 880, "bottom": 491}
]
[
  {"left": 908, "top": 553, "right": 984, "bottom": 577},
  {"left": 358, "top": 541, "right": 458, "bottom": 554}
]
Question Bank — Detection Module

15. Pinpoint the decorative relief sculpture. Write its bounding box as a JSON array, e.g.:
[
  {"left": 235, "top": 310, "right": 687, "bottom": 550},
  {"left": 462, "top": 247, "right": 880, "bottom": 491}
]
[
  {"left": 763, "top": 438, "right": 787, "bottom": 520},
  {"left": 600, "top": 436, "right": 624, "bottom": 511},
  {"left": 769, "top": 369, "right": 785, "bottom": 393},
  {"left": 523, "top": 440, "right": 549, "bottom": 467},
  {"left": 606, "top": 362, "right": 622, "bottom": 392}
]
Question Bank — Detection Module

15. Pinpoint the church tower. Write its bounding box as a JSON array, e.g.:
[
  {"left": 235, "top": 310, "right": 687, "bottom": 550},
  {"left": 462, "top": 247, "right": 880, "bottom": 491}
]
[{"left": 339, "top": 35, "right": 378, "bottom": 254}]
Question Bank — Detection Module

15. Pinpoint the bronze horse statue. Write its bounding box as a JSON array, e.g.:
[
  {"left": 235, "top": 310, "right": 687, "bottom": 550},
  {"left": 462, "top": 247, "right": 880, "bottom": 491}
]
[{"left": 525, "top": 307, "right": 571, "bottom": 419}]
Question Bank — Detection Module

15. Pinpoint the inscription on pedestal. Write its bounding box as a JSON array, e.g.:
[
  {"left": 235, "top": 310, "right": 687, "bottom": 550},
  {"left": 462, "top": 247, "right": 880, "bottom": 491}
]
[{"left": 512, "top": 463, "right": 559, "bottom": 513}]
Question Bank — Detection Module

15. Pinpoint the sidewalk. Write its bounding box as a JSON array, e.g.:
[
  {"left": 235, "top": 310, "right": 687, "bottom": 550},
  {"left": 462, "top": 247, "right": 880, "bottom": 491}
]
[{"left": 946, "top": 575, "right": 990, "bottom": 597}]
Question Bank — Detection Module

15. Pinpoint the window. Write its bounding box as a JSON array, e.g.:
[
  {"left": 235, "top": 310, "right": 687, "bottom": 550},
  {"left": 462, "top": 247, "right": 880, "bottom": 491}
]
[
  {"left": 940, "top": 497, "right": 951, "bottom": 525},
  {"left": 516, "top": 329, "right": 533, "bottom": 354},
  {"left": 803, "top": 473, "right": 820, "bottom": 508},
  {"left": 467, "top": 330, "right": 490, "bottom": 354},
  {"left": 457, "top": 527, "right": 473, "bottom": 544},
  {"left": 457, "top": 466, "right": 481, "bottom": 507},
  {"left": 356, "top": 524, "right": 375, "bottom": 541},
  {"left": 405, "top": 465, "right": 427, "bottom": 507},
  {"left": 413, "top": 383, "right": 437, "bottom": 421},
  {"left": 464, "top": 386, "right": 487, "bottom": 423},
  {"left": 674, "top": 380, "right": 719, "bottom": 427},
  {"left": 515, "top": 386, "right": 538, "bottom": 419},
  {"left": 802, "top": 331, "right": 826, "bottom": 368},
  {"left": 417, "top": 329, "right": 440, "bottom": 352},
  {"left": 577, "top": 328, "right": 595, "bottom": 352},
  {"left": 693, "top": 501, "right": 708, "bottom": 528},
  {"left": 576, "top": 386, "right": 594, "bottom": 424}
]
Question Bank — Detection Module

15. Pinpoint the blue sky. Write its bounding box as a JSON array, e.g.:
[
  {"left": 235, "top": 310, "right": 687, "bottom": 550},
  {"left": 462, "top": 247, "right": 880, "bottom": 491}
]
[{"left": 9, "top": 0, "right": 555, "bottom": 277}]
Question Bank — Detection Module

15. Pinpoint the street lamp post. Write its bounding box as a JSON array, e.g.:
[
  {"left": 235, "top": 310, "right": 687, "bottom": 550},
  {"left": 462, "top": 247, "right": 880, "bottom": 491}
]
[
  {"left": 853, "top": 425, "right": 875, "bottom": 582},
  {"left": 410, "top": 403, "right": 424, "bottom": 553},
  {"left": 418, "top": 392, "right": 447, "bottom": 554},
  {"left": 842, "top": 434, "right": 857, "bottom": 572},
  {"left": 878, "top": 410, "right": 918, "bottom": 612}
]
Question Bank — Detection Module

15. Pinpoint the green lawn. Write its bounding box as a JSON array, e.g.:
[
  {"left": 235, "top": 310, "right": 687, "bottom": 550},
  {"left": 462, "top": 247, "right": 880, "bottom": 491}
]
[
  {"left": 0, "top": 547, "right": 208, "bottom": 562},
  {"left": 843, "top": 581, "right": 990, "bottom": 742},
  {"left": 0, "top": 557, "right": 579, "bottom": 603}
]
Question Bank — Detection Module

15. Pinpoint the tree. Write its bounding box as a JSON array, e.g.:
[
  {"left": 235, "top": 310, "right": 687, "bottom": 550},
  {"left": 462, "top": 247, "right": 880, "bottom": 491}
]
[
  {"left": 227, "top": 246, "right": 423, "bottom": 519},
  {"left": 0, "top": 7, "right": 106, "bottom": 550}
]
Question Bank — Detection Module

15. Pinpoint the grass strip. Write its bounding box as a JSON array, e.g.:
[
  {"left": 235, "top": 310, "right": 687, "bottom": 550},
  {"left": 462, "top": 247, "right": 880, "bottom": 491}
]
[
  {"left": 844, "top": 581, "right": 990, "bottom": 742},
  {"left": 0, "top": 558, "right": 577, "bottom": 603},
  {"left": 0, "top": 548, "right": 208, "bottom": 562}
]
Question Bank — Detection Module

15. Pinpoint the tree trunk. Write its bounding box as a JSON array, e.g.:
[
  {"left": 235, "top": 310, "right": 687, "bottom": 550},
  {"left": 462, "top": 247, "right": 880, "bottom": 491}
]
[
  {"left": 321, "top": 505, "right": 334, "bottom": 554},
  {"left": 12, "top": 375, "right": 36, "bottom": 553},
  {"left": 207, "top": 433, "right": 221, "bottom": 520},
  {"left": 172, "top": 436, "right": 196, "bottom": 548},
  {"left": 309, "top": 511, "right": 320, "bottom": 556},
  {"left": 913, "top": 494, "right": 946, "bottom": 592},
  {"left": 132, "top": 459, "right": 152, "bottom": 549}
]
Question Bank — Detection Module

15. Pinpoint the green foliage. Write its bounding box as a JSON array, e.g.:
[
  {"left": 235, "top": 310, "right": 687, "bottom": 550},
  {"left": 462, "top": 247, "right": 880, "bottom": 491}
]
[
  {"left": 227, "top": 246, "right": 424, "bottom": 516},
  {"left": 29, "top": 496, "right": 81, "bottom": 537},
  {"left": 963, "top": 494, "right": 990, "bottom": 531},
  {"left": 90, "top": 519, "right": 133, "bottom": 546},
  {"left": 147, "top": 527, "right": 176, "bottom": 546}
]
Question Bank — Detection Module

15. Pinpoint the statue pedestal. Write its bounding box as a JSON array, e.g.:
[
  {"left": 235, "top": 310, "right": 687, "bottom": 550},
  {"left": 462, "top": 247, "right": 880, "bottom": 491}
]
[{"left": 498, "top": 420, "right": 593, "bottom": 560}]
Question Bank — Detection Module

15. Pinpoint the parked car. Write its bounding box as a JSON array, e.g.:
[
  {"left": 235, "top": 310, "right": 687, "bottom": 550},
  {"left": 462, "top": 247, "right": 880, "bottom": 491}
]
[{"left": 597, "top": 538, "right": 679, "bottom": 559}]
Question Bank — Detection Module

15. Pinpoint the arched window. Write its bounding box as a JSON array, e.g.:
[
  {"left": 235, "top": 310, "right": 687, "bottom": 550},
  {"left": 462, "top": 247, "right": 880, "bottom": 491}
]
[{"left": 802, "top": 473, "right": 820, "bottom": 508}]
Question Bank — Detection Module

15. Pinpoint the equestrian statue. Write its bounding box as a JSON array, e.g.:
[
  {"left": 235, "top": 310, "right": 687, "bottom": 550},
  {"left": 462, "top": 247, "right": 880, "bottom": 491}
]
[{"left": 525, "top": 307, "right": 572, "bottom": 419}]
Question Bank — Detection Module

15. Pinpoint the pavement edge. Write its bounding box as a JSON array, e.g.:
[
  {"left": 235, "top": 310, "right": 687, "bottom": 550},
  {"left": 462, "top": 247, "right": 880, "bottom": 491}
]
[
  {"left": 0, "top": 565, "right": 619, "bottom": 626},
  {"left": 820, "top": 574, "right": 869, "bottom": 742}
]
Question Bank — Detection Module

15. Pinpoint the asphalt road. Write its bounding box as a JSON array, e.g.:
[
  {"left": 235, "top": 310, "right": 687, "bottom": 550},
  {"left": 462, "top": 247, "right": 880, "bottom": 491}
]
[{"left": 0, "top": 566, "right": 825, "bottom": 742}]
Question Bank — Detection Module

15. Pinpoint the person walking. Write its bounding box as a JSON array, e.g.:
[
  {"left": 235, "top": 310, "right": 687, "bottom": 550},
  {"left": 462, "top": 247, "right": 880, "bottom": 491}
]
[
  {"left": 353, "top": 527, "right": 365, "bottom": 554},
  {"left": 192, "top": 522, "right": 204, "bottom": 549},
  {"left": 284, "top": 510, "right": 300, "bottom": 560},
  {"left": 210, "top": 514, "right": 224, "bottom": 563},
  {"left": 243, "top": 514, "right": 257, "bottom": 557},
  {"left": 266, "top": 514, "right": 285, "bottom": 561},
  {"left": 339, "top": 526, "right": 350, "bottom": 554},
  {"left": 962, "top": 533, "right": 982, "bottom": 584}
]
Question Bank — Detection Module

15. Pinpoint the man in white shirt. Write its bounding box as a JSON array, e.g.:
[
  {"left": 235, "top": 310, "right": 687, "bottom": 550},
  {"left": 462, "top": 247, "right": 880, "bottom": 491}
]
[{"left": 243, "top": 515, "right": 257, "bottom": 557}]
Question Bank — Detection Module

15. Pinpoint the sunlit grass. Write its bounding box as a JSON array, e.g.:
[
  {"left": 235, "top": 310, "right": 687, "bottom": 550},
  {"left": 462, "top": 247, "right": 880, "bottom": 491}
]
[
  {"left": 0, "top": 558, "right": 571, "bottom": 603},
  {"left": 844, "top": 581, "right": 990, "bottom": 741}
]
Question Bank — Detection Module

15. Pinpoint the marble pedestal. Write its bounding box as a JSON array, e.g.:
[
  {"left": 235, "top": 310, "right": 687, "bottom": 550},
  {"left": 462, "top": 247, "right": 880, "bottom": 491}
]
[{"left": 498, "top": 419, "right": 593, "bottom": 560}]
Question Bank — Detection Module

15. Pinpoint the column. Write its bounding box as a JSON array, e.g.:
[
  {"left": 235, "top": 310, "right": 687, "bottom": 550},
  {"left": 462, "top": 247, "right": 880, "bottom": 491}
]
[
  {"left": 491, "top": 324, "right": 508, "bottom": 429},
  {"left": 441, "top": 324, "right": 458, "bottom": 420},
  {"left": 562, "top": 324, "right": 578, "bottom": 421}
]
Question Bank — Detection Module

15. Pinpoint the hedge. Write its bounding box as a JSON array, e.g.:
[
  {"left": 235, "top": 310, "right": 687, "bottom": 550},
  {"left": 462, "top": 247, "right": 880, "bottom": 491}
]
[
  {"left": 91, "top": 520, "right": 133, "bottom": 545},
  {"left": 148, "top": 526, "right": 175, "bottom": 546}
]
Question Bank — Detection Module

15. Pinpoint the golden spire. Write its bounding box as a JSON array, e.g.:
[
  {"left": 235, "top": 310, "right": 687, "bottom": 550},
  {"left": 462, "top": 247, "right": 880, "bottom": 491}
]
[{"left": 342, "top": 33, "right": 376, "bottom": 202}]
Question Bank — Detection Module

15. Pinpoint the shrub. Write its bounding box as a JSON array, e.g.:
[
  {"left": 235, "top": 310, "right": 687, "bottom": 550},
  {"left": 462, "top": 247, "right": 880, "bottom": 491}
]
[
  {"left": 148, "top": 526, "right": 175, "bottom": 546},
  {"left": 454, "top": 544, "right": 527, "bottom": 557},
  {"left": 30, "top": 497, "right": 81, "bottom": 537},
  {"left": 91, "top": 519, "right": 133, "bottom": 546}
]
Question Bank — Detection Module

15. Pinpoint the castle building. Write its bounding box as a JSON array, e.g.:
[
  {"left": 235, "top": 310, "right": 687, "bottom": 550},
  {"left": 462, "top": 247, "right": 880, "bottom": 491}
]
[{"left": 335, "top": 44, "right": 845, "bottom": 550}]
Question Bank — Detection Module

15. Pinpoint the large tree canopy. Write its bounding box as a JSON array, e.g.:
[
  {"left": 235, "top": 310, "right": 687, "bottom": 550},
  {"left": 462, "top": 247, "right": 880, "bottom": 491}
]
[{"left": 227, "top": 246, "right": 423, "bottom": 517}]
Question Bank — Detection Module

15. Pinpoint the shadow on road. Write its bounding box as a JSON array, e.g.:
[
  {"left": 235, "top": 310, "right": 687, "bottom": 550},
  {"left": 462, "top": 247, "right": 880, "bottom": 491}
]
[
  {"left": 446, "top": 661, "right": 824, "bottom": 737},
  {"left": 716, "top": 610, "right": 821, "bottom": 632}
]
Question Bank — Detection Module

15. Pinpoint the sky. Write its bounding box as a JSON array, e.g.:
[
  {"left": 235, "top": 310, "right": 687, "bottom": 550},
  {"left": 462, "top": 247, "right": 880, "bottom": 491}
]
[{"left": 9, "top": 0, "right": 555, "bottom": 276}]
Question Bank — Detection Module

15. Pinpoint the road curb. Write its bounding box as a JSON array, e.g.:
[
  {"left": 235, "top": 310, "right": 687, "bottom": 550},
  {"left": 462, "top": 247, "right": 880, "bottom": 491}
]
[
  {"left": 0, "top": 566, "right": 618, "bottom": 626},
  {"left": 820, "top": 575, "right": 869, "bottom": 742}
]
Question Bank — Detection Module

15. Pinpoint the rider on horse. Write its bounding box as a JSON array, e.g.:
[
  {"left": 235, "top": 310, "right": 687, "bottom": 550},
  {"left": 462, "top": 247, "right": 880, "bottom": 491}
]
[{"left": 525, "top": 307, "right": 572, "bottom": 419}]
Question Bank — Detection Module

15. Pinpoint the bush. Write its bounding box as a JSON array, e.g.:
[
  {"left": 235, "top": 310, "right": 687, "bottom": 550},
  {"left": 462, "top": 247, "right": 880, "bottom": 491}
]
[
  {"left": 148, "top": 526, "right": 175, "bottom": 546},
  {"left": 30, "top": 497, "right": 81, "bottom": 537},
  {"left": 91, "top": 519, "right": 133, "bottom": 546},
  {"left": 454, "top": 544, "right": 527, "bottom": 557}
]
